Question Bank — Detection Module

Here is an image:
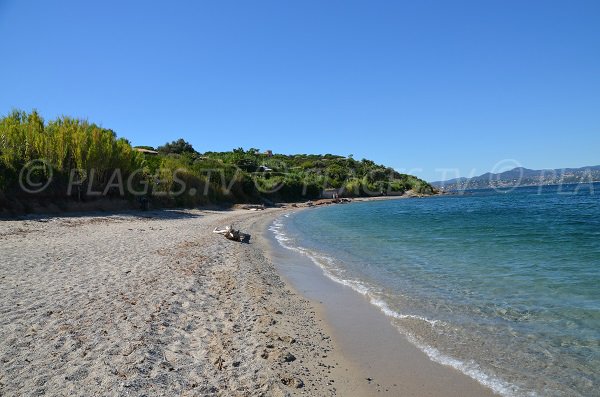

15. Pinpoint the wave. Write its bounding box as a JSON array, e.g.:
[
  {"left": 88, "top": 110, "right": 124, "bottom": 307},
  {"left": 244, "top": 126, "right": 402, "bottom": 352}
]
[{"left": 269, "top": 214, "right": 529, "bottom": 397}]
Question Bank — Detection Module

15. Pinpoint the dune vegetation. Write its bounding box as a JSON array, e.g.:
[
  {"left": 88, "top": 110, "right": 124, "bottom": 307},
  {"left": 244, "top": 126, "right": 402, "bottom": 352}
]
[{"left": 0, "top": 110, "right": 435, "bottom": 212}]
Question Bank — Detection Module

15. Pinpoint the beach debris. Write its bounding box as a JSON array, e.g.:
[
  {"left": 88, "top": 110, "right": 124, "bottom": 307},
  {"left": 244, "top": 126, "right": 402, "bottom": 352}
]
[
  {"left": 279, "top": 352, "right": 296, "bottom": 363},
  {"left": 281, "top": 377, "right": 304, "bottom": 388},
  {"left": 212, "top": 225, "right": 250, "bottom": 243},
  {"left": 214, "top": 356, "right": 224, "bottom": 370},
  {"left": 241, "top": 204, "right": 265, "bottom": 211},
  {"left": 278, "top": 335, "right": 296, "bottom": 344}
]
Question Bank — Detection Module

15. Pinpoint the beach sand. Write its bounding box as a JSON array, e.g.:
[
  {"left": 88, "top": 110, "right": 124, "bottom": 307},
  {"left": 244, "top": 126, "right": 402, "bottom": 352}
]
[{"left": 0, "top": 207, "right": 497, "bottom": 396}]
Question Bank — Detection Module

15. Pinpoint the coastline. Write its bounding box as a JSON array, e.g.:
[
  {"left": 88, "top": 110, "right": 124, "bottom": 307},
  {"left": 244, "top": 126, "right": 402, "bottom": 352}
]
[
  {"left": 0, "top": 205, "right": 496, "bottom": 396},
  {"left": 264, "top": 207, "right": 499, "bottom": 397}
]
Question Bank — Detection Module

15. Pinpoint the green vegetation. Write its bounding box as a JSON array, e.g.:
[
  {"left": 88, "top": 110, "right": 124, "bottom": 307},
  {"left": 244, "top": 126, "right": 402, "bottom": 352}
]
[
  {"left": 0, "top": 110, "right": 435, "bottom": 211},
  {"left": 0, "top": 110, "right": 144, "bottom": 200},
  {"left": 157, "top": 139, "right": 197, "bottom": 155}
]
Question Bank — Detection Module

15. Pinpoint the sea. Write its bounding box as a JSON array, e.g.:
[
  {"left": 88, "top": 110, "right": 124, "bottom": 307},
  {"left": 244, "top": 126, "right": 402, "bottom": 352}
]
[{"left": 269, "top": 183, "right": 600, "bottom": 397}]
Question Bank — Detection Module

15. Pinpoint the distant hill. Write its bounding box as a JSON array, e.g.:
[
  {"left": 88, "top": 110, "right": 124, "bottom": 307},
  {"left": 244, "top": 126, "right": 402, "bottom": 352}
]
[{"left": 432, "top": 166, "right": 600, "bottom": 191}]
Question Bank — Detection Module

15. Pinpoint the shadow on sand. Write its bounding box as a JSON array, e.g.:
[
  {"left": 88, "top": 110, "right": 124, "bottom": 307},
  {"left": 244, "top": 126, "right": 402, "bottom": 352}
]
[{"left": 3, "top": 207, "right": 238, "bottom": 222}]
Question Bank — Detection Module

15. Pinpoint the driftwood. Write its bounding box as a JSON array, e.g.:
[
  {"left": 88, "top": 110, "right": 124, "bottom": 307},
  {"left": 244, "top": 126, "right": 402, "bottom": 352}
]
[
  {"left": 213, "top": 225, "right": 250, "bottom": 243},
  {"left": 241, "top": 204, "right": 265, "bottom": 211}
]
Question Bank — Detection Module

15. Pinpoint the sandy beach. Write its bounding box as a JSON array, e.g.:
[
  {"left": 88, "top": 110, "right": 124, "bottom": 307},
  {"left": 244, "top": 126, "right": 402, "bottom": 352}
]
[{"left": 0, "top": 207, "right": 497, "bottom": 396}]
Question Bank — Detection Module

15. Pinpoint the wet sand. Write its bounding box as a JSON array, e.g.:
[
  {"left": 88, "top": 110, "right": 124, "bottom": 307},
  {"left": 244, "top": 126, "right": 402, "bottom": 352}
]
[{"left": 0, "top": 207, "right": 498, "bottom": 396}]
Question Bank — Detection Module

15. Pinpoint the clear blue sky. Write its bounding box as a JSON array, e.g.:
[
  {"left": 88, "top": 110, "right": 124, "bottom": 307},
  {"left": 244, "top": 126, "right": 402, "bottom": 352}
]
[{"left": 1, "top": 0, "right": 598, "bottom": 181}]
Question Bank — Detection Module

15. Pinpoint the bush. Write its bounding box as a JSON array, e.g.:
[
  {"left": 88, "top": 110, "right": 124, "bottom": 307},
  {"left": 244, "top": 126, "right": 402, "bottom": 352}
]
[{"left": 0, "top": 110, "right": 437, "bottom": 211}]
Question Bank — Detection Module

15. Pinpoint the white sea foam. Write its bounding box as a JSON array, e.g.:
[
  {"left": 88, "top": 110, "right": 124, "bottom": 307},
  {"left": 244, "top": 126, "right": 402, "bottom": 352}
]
[
  {"left": 270, "top": 216, "right": 438, "bottom": 324},
  {"left": 269, "top": 215, "right": 530, "bottom": 397},
  {"left": 402, "top": 333, "right": 534, "bottom": 397},
  {"left": 369, "top": 297, "right": 439, "bottom": 326}
]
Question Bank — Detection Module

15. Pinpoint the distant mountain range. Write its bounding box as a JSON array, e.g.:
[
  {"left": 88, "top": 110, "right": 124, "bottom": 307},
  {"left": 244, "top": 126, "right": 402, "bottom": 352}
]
[{"left": 431, "top": 165, "right": 600, "bottom": 191}]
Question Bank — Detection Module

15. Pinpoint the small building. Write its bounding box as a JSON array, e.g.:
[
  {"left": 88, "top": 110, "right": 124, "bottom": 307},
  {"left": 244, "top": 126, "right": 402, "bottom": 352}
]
[
  {"left": 321, "top": 188, "right": 344, "bottom": 199},
  {"left": 134, "top": 148, "right": 159, "bottom": 155},
  {"left": 264, "top": 150, "right": 273, "bottom": 157}
]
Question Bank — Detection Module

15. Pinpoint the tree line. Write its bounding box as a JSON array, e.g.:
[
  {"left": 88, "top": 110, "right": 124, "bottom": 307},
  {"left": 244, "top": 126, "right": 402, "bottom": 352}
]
[{"left": 0, "top": 110, "right": 436, "bottom": 212}]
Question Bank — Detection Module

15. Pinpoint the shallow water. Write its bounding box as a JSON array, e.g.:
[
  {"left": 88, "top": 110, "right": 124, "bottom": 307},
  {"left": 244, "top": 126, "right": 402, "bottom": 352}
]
[{"left": 270, "top": 183, "right": 600, "bottom": 397}]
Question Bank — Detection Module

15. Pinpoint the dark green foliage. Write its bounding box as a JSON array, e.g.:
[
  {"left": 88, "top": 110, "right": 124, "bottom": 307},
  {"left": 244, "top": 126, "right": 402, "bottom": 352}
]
[
  {"left": 157, "top": 138, "right": 197, "bottom": 155},
  {"left": 199, "top": 149, "right": 436, "bottom": 200},
  {"left": 0, "top": 110, "right": 436, "bottom": 212}
]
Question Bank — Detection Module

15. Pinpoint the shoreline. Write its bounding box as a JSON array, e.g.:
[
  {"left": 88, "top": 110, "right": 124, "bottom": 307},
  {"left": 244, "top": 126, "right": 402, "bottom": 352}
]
[
  {"left": 0, "top": 188, "right": 438, "bottom": 219},
  {"left": 1, "top": 205, "right": 497, "bottom": 396},
  {"left": 265, "top": 208, "right": 499, "bottom": 397}
]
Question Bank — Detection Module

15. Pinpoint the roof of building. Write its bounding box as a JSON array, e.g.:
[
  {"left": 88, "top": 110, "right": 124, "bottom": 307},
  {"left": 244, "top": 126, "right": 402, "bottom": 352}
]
[{"left": 134, "top": 148, "right": 159, "bottom": 155}]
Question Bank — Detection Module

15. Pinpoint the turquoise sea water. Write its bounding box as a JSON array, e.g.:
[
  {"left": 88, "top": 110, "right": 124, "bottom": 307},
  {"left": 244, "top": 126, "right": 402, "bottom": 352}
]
[{"left": 270, "top": 183, "right": 600, "bottom": 396}]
